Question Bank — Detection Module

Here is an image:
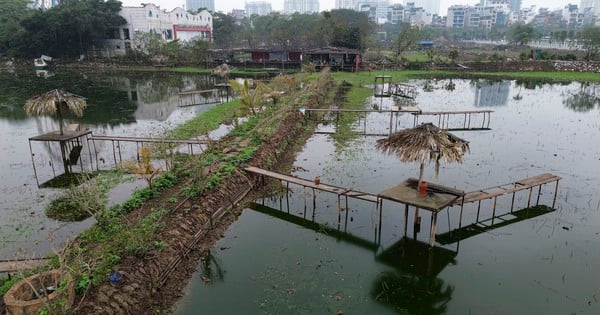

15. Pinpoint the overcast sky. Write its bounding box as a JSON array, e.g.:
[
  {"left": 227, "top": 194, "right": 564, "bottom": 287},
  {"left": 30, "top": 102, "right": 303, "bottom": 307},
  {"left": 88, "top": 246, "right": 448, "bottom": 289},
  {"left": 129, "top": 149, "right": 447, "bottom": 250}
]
[{"left": 121, "top": 0, "right": 574, "bottom": 16}]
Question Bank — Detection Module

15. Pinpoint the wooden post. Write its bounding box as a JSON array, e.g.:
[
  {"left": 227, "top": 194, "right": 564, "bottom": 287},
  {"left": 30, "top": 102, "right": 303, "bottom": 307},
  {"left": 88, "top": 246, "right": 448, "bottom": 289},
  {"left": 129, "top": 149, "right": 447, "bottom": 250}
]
[
  {"left": 552, "top": 180, "right": 560, "bottom": 209},
  {"left": 404, "top": 204, "right": 409, "bottom": 237},
  {"left": 429, "top": 212, "right": 438, "bottom": 247},
  {"left": 527, "top": 187, "right": 533, "bottom": 207},
  {"left": 536, "top": 184, "right": 543, "bottom": 205},
  {"left": 29, "top": 140, "right": 40, "bottom": 187},
  {"left": 476, "top": 200, "right": 482, "bottom": 221},
  {"left": 492, "top": 196, "right": 498, "bottom": 225}
]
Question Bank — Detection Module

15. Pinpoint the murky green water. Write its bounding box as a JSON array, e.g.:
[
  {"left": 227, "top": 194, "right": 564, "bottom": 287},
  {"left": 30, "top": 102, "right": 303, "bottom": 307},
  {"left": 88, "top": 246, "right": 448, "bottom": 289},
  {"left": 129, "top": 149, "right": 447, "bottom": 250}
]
[
  {"left": 0, "top": 69, "right": 222, "bottom": 259},
  {"left": 176, "top": 79, "right": 600, "bottom": 314}
]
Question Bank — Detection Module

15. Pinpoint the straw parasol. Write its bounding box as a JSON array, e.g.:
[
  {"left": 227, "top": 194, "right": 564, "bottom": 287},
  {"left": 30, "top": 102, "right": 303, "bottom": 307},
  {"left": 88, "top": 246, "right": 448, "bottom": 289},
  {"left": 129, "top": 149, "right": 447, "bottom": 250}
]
[
  {"left": 376, "top": 123, "right": 470, "bottom": 183},
  {"left": 24, "top": 89, "right": 87, "bottom": 135}
]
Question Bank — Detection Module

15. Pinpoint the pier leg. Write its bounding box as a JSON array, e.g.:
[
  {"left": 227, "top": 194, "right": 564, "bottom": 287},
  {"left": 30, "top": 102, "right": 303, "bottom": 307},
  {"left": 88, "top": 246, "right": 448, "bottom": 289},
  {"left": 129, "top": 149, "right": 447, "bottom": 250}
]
[
  {"left": 303, "top": 186, "right": 307, "bottom": 218},
  {"left": 552, "top": 180, "right": 560, "bottom": 209},
  {"left": 536, "top": 184, "right": 543, "bottom": 205},
  {"left": 378, "top": 200, "right": 383, "bottom": 244},
  {"left": 468, "top": 113, "right": 471, "bottom": 129},
  {"left": 404, "top": 204, "right": 409, "bottom": 237},
  {"left": 527, "top": 187, "right": 533, "bottom": 207},
  {"left": 476, "top": 200, "right": 482, "bottom": 221},
  {"left": 492, "top": 197, "right": 498, "bottom": 225},
  {"left": 429, "top": 212, "right": 438, "bottom": 247},
  {"left": 286, "top": 182, "right": 290, "bottom": 213}
]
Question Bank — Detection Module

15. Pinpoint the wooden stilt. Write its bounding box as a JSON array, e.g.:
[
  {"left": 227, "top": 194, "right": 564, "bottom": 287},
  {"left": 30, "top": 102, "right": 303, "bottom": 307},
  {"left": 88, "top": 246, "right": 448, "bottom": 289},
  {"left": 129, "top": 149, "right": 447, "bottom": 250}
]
[
  {"left": 552, "top": 180, "right": 560, "bottom": 209},
  {"left": 536, "top": 184, "right": 543, "bottom": 205},
  {"left": 429, "top": 212, "right": 438, "bottom": 247},
  {"left": 527, "top": 187, "right": 533, "bottom": 207},
  {"left": 404, "top": 204, "right": 409, "bottom": 237}
]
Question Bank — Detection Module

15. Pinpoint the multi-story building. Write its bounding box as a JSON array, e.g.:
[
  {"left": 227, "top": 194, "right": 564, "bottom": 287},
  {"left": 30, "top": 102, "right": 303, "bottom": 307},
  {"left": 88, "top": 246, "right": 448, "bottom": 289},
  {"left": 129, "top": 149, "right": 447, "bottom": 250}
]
[
  {"left": 104, "top": 3, "right": 212, "bottom": 56},
  {"left": 580, "top": 0, "right": 600, "bottom": 15},
  {"left": 411, "top": 0, "right": 440, "bottom": 15},
  {"left": 335, "top": 0, "right": 358, "bottom": 10},
  {"left": 358, "top": 0, "right": 391, "bottom": 24},
  {"left": 446, "top": 5, "right": 468, "bottom": 27},
  {"left": 186, "top": 0, "right": 214, "bottom": 13},
  {"left": 284, "top": 0, "right": 320, "bottom": 14},
  {"left": 246, "top": 1, "right": 272, "bottom": 16}
]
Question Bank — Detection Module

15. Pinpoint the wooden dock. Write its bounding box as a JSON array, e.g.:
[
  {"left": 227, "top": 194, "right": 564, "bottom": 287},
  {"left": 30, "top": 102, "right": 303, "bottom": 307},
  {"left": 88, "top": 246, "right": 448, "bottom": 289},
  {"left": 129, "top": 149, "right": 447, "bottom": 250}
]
[
  {"left": 452, "top": 173, "right": 562, "bottom": 222},
  {"left": 245, "top": 166, "right": 379, "bottom": 204},
  {"left": 245, "top": 166, "right": 561, "bottom": 247},
  {"left": 88, "top": 135, "right": 211, "bottom": 167},
  {"left": 413, "top": 109, "right": 493, "bottom": 130},
  {"left": 0, "top": 258, "right": 49, "bottom": 274}
]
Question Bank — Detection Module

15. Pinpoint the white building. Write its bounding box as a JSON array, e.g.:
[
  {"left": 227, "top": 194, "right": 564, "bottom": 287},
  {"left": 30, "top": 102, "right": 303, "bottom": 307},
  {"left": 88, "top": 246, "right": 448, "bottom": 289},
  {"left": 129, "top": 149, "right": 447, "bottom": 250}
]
[
  {"left": 246, "top": 1, "right": 272, "bottom": 16},
  {"left": 104, "top": 4, "right": 212, "bottom": 56},
  {"left": 284, "top": 0, "right": 320, "bottom": 14},
  {"left": 411, "top": 0, "right": 440, "bottom": 15},
  {"left": 335, "top": 0, "right": 358, "bottom": 10},
  {"left": 580, "top": 0, "right": 600, "bottom": 15}
]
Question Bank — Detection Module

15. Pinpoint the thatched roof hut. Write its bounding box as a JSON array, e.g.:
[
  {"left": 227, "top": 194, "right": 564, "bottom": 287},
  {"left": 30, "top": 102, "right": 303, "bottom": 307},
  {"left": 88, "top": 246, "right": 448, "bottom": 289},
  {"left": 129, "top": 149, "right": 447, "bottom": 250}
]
[
  {"left": 376, "top": 123, "right": 470, "bottom": 182},
  {"left": 24, "top": 89, "right": 87, "bottom": 135}
]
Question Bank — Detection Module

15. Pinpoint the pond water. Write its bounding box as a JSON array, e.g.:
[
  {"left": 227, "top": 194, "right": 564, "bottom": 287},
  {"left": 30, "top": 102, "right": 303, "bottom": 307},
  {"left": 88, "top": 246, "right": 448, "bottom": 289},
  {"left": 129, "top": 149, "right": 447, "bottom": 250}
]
[
  {"left": 175, "top": 78, "right": 600, "bottom": 314},
  {"left": 0, "top": 69, "right": 224, "bottom": 259}
]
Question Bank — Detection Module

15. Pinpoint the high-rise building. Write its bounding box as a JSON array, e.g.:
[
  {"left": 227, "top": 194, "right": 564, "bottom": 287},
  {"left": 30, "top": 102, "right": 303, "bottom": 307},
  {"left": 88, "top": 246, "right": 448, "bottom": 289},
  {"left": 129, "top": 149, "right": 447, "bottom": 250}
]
[
  {"left": 335, "top": 0, "right": 358, "bottom": 10},
  {"left": 284, "top": 0, "right": 320, "bottom": 14},
  {"left": 246, "top": 1, "right": 272, "bottom": 16},
  {"left": 580, "top": 0, "right": 600, "bottom": 15},
  {"left": 411, "top": 0, "right": 441, "bottom": 15},
  {"left": 186, "top": 0, "right": 215, "bottom": 12}
]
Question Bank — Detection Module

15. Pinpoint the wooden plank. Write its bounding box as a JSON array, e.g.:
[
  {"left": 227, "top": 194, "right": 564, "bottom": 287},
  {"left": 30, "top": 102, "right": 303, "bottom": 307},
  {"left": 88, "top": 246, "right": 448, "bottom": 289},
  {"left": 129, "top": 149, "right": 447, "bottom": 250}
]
[
  {"left": 455, "top": 173, "right": 561, "bottom": 205},
  {"left": 244, "top": 166, "right": 379, "bottom": 203},
  {"left": 178, "top": 89, "right": 219, "bottom": 95},
  {"left": 516, "top": 173, "right": 561, "bottom": 186},
  {"left": 89, "top": 135, "right": 210, "bottom": 145},
  {"left": 415, "top": 110, "right": 494, "bottom": 115}
]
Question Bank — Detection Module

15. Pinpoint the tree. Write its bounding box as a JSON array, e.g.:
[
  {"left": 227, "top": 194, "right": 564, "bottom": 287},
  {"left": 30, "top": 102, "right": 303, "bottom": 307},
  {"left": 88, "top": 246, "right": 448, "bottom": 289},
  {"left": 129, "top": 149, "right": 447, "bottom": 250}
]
[
  {"left": 319, "top": 9, "right": 371, "bottom": 50},
  {"left": 507, "top": 23, "right": 537, "bottom": 46},
  {"left": 578, "top": 26, "right": 600, "bottom": 61},
  {"left": 17, "top": 0, "right": 126, "bottom": 58},
  {"left": 0, "top": 0, "right": 32, "bottom": 56},
  {"left": 394, "top": 23, "right": 421, "bottom": 61},
  {"left": 212, "top": 12, "right": 241, "bottom": 50}
]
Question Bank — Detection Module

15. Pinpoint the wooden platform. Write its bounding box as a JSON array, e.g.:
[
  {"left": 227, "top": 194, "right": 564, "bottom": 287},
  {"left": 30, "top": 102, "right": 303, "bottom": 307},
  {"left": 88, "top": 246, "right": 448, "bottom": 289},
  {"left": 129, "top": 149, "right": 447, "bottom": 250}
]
[
  {"left": 244, "top": 166, "right": 379, "bottom": 203},
  {"left": 29, "top": 130, "right": 92, "bottom": 142},
  {"left": 0, "top": 258, "right": 49, "bottom": 273}
]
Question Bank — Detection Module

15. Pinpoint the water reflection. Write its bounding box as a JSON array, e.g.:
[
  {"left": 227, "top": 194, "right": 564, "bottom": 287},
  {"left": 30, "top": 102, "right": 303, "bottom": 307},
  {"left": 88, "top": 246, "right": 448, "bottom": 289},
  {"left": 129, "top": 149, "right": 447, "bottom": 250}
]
[
  {"left": 248, "top": 202, "right": 457, "bottom": 314},
  {"left": 563, "top": 82, "right": 599, "bottom": 112},
  {"left": 472, "top": 79, "right": 510, "bottom": 107}
]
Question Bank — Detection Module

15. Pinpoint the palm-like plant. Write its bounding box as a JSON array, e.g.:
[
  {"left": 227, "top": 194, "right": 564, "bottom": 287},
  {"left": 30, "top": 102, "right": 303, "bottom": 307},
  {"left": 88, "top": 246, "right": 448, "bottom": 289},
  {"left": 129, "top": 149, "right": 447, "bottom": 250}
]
[
  {"left": 24, "top": 89, "right": 87, "bottom": 135},
  {"left": 228, "top": 79, "right": 271, "bottom": 115}
]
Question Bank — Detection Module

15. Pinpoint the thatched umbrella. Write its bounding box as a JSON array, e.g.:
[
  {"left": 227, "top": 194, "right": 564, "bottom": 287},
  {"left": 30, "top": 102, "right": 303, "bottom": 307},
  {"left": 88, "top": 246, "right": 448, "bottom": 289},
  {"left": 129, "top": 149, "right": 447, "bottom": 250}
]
[
  {"left": 24, "top": 89, "right": 87, "bottom": 135},
  {"left": 376, "top": 123, "right": 470, "bottom": 183}
]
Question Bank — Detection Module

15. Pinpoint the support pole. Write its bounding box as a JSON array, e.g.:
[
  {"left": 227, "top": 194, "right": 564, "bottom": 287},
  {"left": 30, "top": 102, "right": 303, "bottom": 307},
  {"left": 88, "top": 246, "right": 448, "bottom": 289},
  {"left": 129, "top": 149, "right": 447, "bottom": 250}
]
[
  {"left": 527, "top": 187, "right": 533, "bottom": 207},
  {"left": 29, "top": 140, "right": 40, "bottom": 187},
  {"left": 552, "top": 180, "right": 560, "bottom": 209},
  {"left": 429, "top": 212, "right": 438, "bottom": 247},
  {"left": 404, "top": 204, "right": 409, "bottom": 237},
  {"left": 536, "top": 184, "right": 543, "bottom": 205}
]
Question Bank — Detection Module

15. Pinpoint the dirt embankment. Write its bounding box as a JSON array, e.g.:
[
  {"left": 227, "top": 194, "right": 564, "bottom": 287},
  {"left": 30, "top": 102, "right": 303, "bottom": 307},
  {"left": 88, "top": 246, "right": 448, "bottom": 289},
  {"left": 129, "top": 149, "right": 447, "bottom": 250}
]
[{"left": 72, "top": 75, "right": 338, "bottom": 314}]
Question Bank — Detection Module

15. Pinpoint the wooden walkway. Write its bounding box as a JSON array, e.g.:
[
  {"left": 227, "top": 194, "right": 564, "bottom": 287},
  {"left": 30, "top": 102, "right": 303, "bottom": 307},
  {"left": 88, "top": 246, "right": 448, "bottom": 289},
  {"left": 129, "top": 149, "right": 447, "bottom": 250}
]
[
  {"left": 88, "top": 135, "right": 211, "bottom": 167},
  {"left": 452, "top": 173, "right": 561, "bottom": 224},
  {"left": 245, "top": 166, "right": 379, "bottom": 203},
  {"left": 245, "top": 166, "right": 561, "bottom": 247},
  {"left": 413, "top": 110, "right": 493, "bottom": 130},
  {"left": 0, "top": 258, "right": 49, "bottom": 274}
]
